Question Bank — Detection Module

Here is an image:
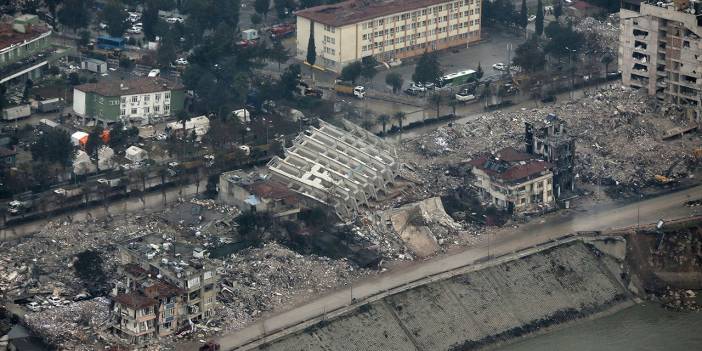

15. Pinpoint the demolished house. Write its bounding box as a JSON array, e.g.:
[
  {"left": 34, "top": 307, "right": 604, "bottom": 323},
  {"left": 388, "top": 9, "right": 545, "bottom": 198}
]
[
  {"left": 218, "top": 169, "right": 302, "bottom": 218},
  {"left": 469, "top": 147, "right": 554, "bottom": 213},
  {"left": 525, "top": 113, "right": 576, "bottom": 199},
  {"left": 267, "top": 120, "right": 400, "bottom": 219},
  {"left": 110, "top": 234, "right": 220, "bottom": 346}
]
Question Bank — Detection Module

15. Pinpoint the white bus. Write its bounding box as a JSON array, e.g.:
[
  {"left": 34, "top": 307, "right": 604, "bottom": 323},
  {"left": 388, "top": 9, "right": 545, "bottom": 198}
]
[{"left": 436, "top": 69, "right": 478, "bottom": 88}]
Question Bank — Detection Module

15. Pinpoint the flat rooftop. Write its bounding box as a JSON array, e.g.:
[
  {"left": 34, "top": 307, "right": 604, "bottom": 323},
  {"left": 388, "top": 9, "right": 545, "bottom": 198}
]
[
  {"left": 295, "top": 0, "right": 456, "bottom": 27},
  {"left": 120, "top": 233, "right": 213, "bottom": 279},
  {"left": 75, "top": 77, "right": 184, "bottom": 97},
  {"left": 0, "top": 22, "right": 50, "bottom": 53}
]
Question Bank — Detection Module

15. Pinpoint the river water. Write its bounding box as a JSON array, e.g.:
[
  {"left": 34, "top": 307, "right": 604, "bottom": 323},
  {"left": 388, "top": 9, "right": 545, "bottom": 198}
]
[{"left": 498, "top": 303, "right": 702, "bottom": 351}]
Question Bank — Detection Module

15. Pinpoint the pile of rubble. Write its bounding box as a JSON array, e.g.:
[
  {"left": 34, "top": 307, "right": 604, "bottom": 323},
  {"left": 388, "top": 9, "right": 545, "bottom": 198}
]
[
  {"left": 574, "top": 14, "right": 620, "bottom": 56},
  {"left": 24, "top": 297, "right": 111, "bottom": 350},
  {"left": 659, "top": 288, "right": 700, "bottom": 311},
  {"left": 403, "top": 86, "right": 699, "bottom": 187},
  {"left": 215, "top": 242, "right": 371, "bottom": 332}
]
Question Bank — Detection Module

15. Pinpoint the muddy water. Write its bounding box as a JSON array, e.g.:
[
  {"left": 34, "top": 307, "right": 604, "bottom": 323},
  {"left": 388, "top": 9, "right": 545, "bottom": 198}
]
[{"left": 498, "top": 302, "right": 702, "bottom": 351}]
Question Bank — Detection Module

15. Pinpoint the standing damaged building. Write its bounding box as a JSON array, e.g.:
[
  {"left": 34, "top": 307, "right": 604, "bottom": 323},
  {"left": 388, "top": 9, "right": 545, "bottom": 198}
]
[
  {"left": 109, "top": 234, "right": 220, "bottom": 345},
  {"left": 620, "top": 0, "right": 702, "bottom": 119},
  {"left": 525, "top": 114, "right": 576, "bottom": 199},
  {"left": 267, "top": 120, "right": 399, "bottom": 219},
  {"left": 468, "top": 147, "right": 554, "bottom": 213}
]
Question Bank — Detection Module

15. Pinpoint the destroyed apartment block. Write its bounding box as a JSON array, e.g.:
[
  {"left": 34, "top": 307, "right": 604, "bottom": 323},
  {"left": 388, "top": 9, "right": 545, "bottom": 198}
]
[
  {"left": 109, "top": 234, "right": 220, "bottom": 345},
  {"left": 468, "top": 147, "right": 555, "bottom": 213},
  {"left": 525, "top": 113, "right": 576, "bottom": 200},
  {"left": 267, "top": 120, "right": 400, "bottom": 219},
  {"left": 218, "top": 169, "right": 303, "bottom": 219}
]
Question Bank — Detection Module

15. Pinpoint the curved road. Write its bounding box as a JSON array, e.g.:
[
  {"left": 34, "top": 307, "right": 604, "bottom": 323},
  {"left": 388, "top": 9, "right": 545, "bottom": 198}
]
[{"left": 184, "top": 185, "right": 702, "bottom": 351}]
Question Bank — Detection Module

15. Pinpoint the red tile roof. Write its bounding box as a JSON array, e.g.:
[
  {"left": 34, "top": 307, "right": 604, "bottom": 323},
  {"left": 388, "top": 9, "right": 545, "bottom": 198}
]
[
  {"left": 469, "top": 147, "right": 552, "bottom": 183},
  {"left": 75, "top": 77, "right": 184, "bottom": 97},
  {"left": 295, "top": 0, "right": 454, "bottom": 27},
  {"left": 114, "top": 293, "right": 157, "bottom": 309},
  {"left": 0, "top": 23, "right": 50, "bottom": 52},
  {"left": 144, "top": 280, "right": 184, "bottom": 298}
]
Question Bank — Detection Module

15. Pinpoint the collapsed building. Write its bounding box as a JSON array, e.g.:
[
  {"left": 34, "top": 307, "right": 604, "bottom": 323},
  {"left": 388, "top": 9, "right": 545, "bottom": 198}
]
[
  {"left": 109, "top": 234, "right": 220, "bottom": 345},
  {"left": 218, "top": 169, "right": 302, "bottom": 218},
  {"left": 267, "top": 120, "right": 400, "bottom": 219},
  {"left": 468, "top": 147, "right": 554, "bottom": 213},
  {"left": 525, "top": 114, "right": 576, "bottom": 199}
]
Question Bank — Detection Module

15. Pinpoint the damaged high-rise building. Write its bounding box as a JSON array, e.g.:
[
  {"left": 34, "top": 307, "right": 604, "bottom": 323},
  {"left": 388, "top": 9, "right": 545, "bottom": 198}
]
[
  {"left": 267, "top": 120, "right": 399, "bottom": 219},
  {"left": 525, "top": 114, "right": 576, "bottom": 199},
  {"left": 619, "top": 0, "right": 702, "bottom": 119}
]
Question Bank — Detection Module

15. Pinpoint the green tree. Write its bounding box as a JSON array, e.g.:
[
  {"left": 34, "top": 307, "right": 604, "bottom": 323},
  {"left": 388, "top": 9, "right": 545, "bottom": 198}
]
[
  {"left": 45, "top": 0, "right": 62, "bottom": 20},
  {"left": 306, "top": 21, "right": 316, "bottom": 66},
  {"left": 385, "top": 72, "right": 403, "bottom": 93},
  {"left": 340, "top": 62, "right": 362, "bottom": 83},
  {"left": 85, "top": 127, "right": 104, "bottom": 158},
  {"left": 157, "top": 31, "right": 177, "bottom": 68},
  {"left": 535, "top": 0, "right": 544, "bottom": 36},
  {"left": 519, "top": 0, "right": 527, "bottom": 30},
  {"left": 269, "top": 40, "right": 290, "bottom": 71},
  {"left": 279, "top": 63, "right": 301, "bottom": 98},
  {"left": 393, "top": 111, "right": 406, "bottom": 132},
  {"left": 360, "top": 57, "right": 378, "bottom": 83},
  {"left": 378, "top": 114, "right": 390, "bottom": 134},
  {"left": 254, "top": 0, "right": 270, "bottom": 19},
  {"left": 31, "top": 129, "right": 73, "bottom": 166},
  {"left": 513, "top": 39, "right": 546, "bottom": 73},
  {"left": 476, "top": 62, "right": 484, "bottom": 79},
  {"left": 251, "top": 13, "right": 262, "bottom": 26},
  {"left": 22, "top": 79, "right": 33, "bottom": 100},
  {"left": 142, "top": 2, "right": 160, "bottom": 41},
  {"left": 429, "top": 93, "right": 443, "bottom": 118},
  {"left": 58, "top": 0, "right": 90, "bottom": 32},
  {"left": 544, "top": 22, "right": 585, "bottom": 59},
  {"left": 78, "top": 30, "right": 91, "bottom": 47},
  {"left": 412, "top": 52, "right": 441, "bottom": 85},
  {"left": 102, "top": 1, "right": 129, "bottom": 37},
  {"left": 554, "top": 0, "right": 562, "bottom": 20}
]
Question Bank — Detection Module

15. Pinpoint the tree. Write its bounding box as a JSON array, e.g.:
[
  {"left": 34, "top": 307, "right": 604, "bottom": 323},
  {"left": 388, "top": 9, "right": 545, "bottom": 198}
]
[
  {"left": 306, "top": 22, "right": 316, "bottom": 66},
  {"left": 279, "top": 63, "right": 302, "bottom": 98},
  {"left": 385, "top": 72, "right": 403, "bottom": 93},
  {"left": 85, "top": 127, "right": 104, "bottom": 159},
  {"left": 519, "top": 0, "right": 528, "bottom": 30},
  {"left": 269, "top": 40, "right": 290, "bottom": 71},
  {"left": 176, "top": 109, "right": 189, "bottom": 133},
  {"left": 78, "top": 30, "right": 91, "bottom": 47},
  {"left": 74, "top": 250, "right": 108, "bottom": 295},
  {"left": 254, "top": 0, "right": 270, "bottom": 19},
  {"left": 45, "top": 0, "right": 62, "bottom": 20},
  {"left": 513, "top": 39, "right": 546, "bottom": 73},
  {"left": 476, "top": 62, "right": 484, "bottom": 79},
  {"left": 554, "top": 0, "right": 562, "bottom": 20},
  {"left": 251, "top": 13, "right": 262, "bottom": 26},
  {"left": 482, "top": 0, "right": 518, "bottom": 26},
  {"left": 360, "top": 57, "right": 378, "bottom": 83},
  {"left": 360, "top": 119, "right": 373, "bottom": 131},
  {"left": 31, "top": 129, "right": 73, "bottom": 166},
  {"left": 601, "top": 53, "right": 614, "bottom": 78},
  {"left": 378, "top": 114, "right": 390, "bottom": 134},
  {"left": 142, "top": 2, "right": 160, "bottom": 41},
  {"left": 394, "top": 111, "right": 406, "bottom": 132},
  {"left": 535, "top": 0, "right": 544, "bottom": 36},
  {"left": 58, "top": 0, "right": 90, "bottom": 32},
  {"left": 102, "top": 1, "right": 129, "bottom": 37},
  {"left": 273, "top": 0, "right": 293, "bottom": 19},
  {"left": 156, "top": 31, "right": 177, "bottom": 68},
  {"left": 22, "top": 79, "right": 33, "bottom": 100},
  {"left": 429, "top": 93, "right": 443, "bottom": 118},
  {"left": 448, "top": 99, "right": 458, "bottom": 116},
  {"left": 544, "top": 22, "right": 584, "bottom": 59},
  {"left": 340, "top": 62, "right": 362, "bottom": 83},
  {"left": 412, "top": 52, "right": 441, "bottom": 85}
]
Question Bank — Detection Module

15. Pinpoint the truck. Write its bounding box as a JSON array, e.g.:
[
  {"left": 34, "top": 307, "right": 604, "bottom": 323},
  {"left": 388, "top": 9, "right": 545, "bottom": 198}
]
[
  {"left": 2, "top": 104, "right": 31, "bottom": 121},
  {"left": 455, "top": 89, "right": 476, "bottom": 103},
  {"left": 241, "top": 29, "right": 259, "bottom": 41},
  {"left": 270, "top": 23, "right": 295, "bottom": 40},
  {"left": 54, "top": 187, "right": 83, "bottom": 199},
  {"left": 37, "top": 98, "right": 61, "bottom": 113},
  {"left": 334, "top": 81, "right": 365, "bottom": 99}
]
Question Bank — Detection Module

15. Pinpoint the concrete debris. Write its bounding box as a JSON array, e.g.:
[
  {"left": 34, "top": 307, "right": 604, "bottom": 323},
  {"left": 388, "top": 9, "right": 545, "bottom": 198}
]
[
  {"left": 402, "top": 86, "right": 701, "bottom": 188},
  {"left": 574, "top": 14, "right": 620, "bottom": 56},
  {"left": 24, "top": 297, "right": 111, "bottom": 350},
  {"left": 214, "top": 242, "right": 371, "bottom": 332}
]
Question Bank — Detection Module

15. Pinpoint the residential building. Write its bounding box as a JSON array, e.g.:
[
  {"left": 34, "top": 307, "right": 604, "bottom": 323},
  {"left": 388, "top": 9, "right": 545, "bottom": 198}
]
[
  {"left": 0, "top": 14, "right": 53, "bottom": 85},
  {"left": 73, "top": 78, "right": 185, "bottom": 125},
  {"left": 468, "top": 147, "right": 554, "bottom": 212},
  {"left": 267, "top": 120, "right": 399, "bottom": 218},
  {"left": 219, "top": 169, "right": 303, "bottom": 218},
  {"left": 295, "top": 0, "right": 482, "bottom": 72},
  {"left": 111, "top": 234, "right": 219, "bottom": 345},
  {"left": 566, "top": 1, "right": 605, "bottom": 18},
  {"left": 619, "top": 0, "right": 702, "bottom": 118},
  {"left": 525, "top": 114, "right": 575, "bottom": 199}
]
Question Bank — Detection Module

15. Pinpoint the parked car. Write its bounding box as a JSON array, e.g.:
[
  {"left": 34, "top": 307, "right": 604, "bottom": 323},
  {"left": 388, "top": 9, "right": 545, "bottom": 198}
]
[
  {"left": 166, "top": 16, "right": 184, "bottom": 24},
  {"left": 404, "top": 86, "right": 424, "bottom": 96},
  {"left": 492, "top": 62, "right": 506, "bottom": 71},
  {"left": 455, "top": 89, "right": 476, "bottom": 102},
  {"left": 148, "top": 69, "right": 160, "bottom": 77},
  {"left": 127, "top": 26, "right": 142, "bottom": 34},
  {"left": 175, "top": 57, "right": 188, "bottom": 65},
  {"left": 528, "top": 15, "right": 537, "bottom": 22},
  {"left": 27, "top": 301, "right": 42, "bottom": 312},
  {"left": 47, "top": 295, "right": 63, "bottom": 306},
  {"left": 409, "top": 82, "right": 427, "bottom": 92}
]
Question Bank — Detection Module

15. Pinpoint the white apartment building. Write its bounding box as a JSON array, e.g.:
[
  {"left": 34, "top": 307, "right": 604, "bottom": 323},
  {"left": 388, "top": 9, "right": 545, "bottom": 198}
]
[
  {"left": 620, "top": 0, "right": 702, "bottom": 117},
  {"left": 295, "top": 0, "right": 482, "bottom": 72}
]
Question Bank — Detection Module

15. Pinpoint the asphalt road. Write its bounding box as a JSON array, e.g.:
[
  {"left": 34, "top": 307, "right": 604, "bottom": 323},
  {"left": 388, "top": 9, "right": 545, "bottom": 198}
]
[{"left": 190, "top": 185, "right": 702, "bottom": 351}]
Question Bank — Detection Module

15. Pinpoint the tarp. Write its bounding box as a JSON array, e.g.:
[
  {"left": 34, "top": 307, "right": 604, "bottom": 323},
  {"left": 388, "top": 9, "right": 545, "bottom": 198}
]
[
  {"left": 71, "top": 131, "right": 89, "bottom": 146},
  {"left": 125, "top": 145, "right": 148, "bottom": 162}
]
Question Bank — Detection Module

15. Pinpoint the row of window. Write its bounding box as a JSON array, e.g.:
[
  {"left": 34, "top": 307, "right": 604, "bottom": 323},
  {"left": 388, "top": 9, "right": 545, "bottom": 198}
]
[
  {"left": 362, "top": 22, "right": 478, "bottom": 51},
  {"left": 324, "top": 46, "right": 336, "bottom": 55},
  {"left": 362, "top": 31, "right": 479, "bottom": 53},
  {"left": 120, "top": 92, "right": 171, "bottom": 105},
  {"left": 363, "top": 15, "right": 479, "bottom": 40},
  {"left": 362, "top": 0, "right": 480, "bottom": 29},
  {"left": 324, "top": 24, "right": 335, "bottom": 33},
  {"left": 323, "top": 35, "right": 336, "bottom": 44},
  {"left": 120, "top": 104, "right": 170, "bottom": 116}
]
